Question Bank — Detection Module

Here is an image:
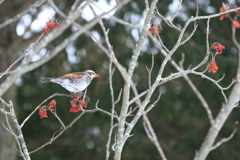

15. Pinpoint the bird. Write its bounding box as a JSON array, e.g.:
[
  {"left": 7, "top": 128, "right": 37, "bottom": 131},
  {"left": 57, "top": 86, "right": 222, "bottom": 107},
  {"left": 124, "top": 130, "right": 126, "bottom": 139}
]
[{"left": 40, "top": 70, "right": 99, "bottom": 93}]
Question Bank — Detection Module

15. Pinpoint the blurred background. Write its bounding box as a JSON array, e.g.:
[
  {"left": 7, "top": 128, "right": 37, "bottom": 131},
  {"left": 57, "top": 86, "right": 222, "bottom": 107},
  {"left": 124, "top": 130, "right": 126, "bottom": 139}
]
[{"left": 0, "top": 0, "right": 240, "bottom": 159}]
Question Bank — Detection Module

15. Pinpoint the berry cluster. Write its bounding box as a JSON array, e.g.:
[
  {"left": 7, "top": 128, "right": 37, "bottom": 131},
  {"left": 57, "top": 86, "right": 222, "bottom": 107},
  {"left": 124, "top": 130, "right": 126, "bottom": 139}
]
[
  {"left": 42, "top": 19, "right": 61, "bottom": 35},
  {"left": 207, "top": 62, "right": 218, "bottom": 73},
  {"left": 39, "top": 94, "right": 88, "bottom": 118},
  {"left": 212, "top": 43, "right": 225, "bottom": 55},
  {"left": 207, "top": 42, "right": 225, "bottom": 73},
  {"left": 69, "top": 95, "right": 87, "bottom": 113},
  {"left": 148, "top": 27, "right": 160, "bottom": 34},
  {"left": 232, "top": 20, "right": 240, "bottom": 28},
  {"left": 39, "top": 100, "right": 56, "bottom": 118},
  {"left": 219, "top": 5, "right": 240, "bottom": 28},
  {"left": 219, "top": 6, "right": 229, "bottom": 21}
]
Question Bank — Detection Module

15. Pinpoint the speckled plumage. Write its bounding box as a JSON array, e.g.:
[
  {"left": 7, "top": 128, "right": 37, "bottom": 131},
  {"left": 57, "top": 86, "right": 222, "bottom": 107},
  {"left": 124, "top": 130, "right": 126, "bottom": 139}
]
[{"left": 41, "top": 70, "right": 99, "bottom": 93}]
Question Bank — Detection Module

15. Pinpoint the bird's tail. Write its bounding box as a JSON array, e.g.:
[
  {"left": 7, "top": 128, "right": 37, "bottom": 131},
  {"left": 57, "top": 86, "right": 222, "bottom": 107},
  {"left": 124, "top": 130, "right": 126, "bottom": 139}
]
[{"left": 40, "top": 77, "right": 53, "bottom": 83}]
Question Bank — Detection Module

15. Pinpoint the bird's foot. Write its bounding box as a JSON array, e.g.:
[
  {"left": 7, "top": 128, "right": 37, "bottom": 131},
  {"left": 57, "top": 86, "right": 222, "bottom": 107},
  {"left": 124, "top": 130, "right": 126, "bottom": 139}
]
[{"left": 70, "top": 92, "right": 90, "bottom": 103}]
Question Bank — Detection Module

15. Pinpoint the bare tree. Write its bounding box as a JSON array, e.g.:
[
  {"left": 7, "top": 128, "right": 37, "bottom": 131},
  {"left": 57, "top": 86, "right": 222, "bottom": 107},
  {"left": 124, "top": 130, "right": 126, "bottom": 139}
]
[{"left": 0, "top": 0, "right": 240, "bottom": 160}]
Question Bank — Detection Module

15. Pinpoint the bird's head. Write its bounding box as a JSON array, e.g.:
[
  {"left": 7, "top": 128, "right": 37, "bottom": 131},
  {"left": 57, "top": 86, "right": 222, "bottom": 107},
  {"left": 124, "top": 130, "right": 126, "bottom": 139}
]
[{"left": 85, "top": 70, "right": 99, "bottom": 78}]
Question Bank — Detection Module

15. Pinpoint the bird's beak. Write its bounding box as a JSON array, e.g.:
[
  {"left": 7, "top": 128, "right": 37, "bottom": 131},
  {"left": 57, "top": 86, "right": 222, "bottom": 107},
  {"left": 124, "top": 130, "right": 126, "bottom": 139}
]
[{"left": 94, "top": 74, "right": 100, "bottom": 77}]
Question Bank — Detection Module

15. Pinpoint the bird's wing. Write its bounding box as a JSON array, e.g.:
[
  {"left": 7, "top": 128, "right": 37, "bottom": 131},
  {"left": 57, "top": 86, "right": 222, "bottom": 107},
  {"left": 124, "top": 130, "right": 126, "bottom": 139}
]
[{"left": 58, "top": 72, "right": 86, "bottom": 79}]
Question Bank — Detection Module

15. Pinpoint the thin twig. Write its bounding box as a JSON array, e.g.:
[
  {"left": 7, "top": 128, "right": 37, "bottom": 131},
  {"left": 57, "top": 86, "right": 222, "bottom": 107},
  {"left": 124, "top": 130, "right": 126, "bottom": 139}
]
[
  {"left": 120, "top": 0, "right": 159, "bottom": 148},
  {"left": 69, "top": 0, "right": 81, "bottom": 12},
  {"left": 180, "top": 24, "right": 198, "bottom": 45},
  {"left": 155, "top": 9, "right": 181, "bottom": 32},
  {"left": 0, "top": 99, "right": 18, "bottom": 137},
  {"left": 91, "top": 2, "right": 142, "bottom": 28},
  {"left": 29, "top": 108, "right": 99, "bottom": 154},
  {"left": 157, "top": 34, "right": 170, "bottom": 53},
  {"left": 171, "top": 0, "right": 182, "bottom": 21},
  {"left": 148, "top": 21, "right": 215, "bottom": 124},
  {"left": 105, "top": 61, "right": 115, "bottom": 160},
  {"left": 20, "top": 93, "right": 70, "bottom": 128},
  {"left": 195, "top": 2, "right": 199, "bottom": 17},
  {"left": 210, "top": 128, "right": 237, "bottom": 151},
  {"left": 52, "top": 112, "right": 66, "bottom": 128},
  {"left": 3, "top": 100, "right": 31, "bottom": 160},
  {"left": 0, "top": 0, "right": 5, "bottom": 5},
  {"left": 145, "top": 0, "right": 149, "bottom": 11},
  {"left": 0, "top": 0, "right": 46, "bottom": 30},
  {"left": 145, "top": 91, "right": 161, "bottom": 113},
  {"left": 179, "top": 52, "right": 185, "bottom": 69},
  {"left": 1, "top": 101, "right": 19, "bottom": 142},
  {"left": 143, "top": 113, "right": 167, "bottom": 160},
  {"left": 0, "top": 34, "right": 44, "bottom": 79},
  {"left": 147, "top": 54, "right": 155, "bottom": 88},
  {"left": 206, "top": 17, "right": 211, "bottom": 52}
]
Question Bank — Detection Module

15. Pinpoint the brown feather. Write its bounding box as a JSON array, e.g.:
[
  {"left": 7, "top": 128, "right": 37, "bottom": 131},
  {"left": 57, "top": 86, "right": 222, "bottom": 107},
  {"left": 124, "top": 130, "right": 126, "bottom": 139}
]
[{"left": 59, "top": 72, "right": 86, "bottom": 79}]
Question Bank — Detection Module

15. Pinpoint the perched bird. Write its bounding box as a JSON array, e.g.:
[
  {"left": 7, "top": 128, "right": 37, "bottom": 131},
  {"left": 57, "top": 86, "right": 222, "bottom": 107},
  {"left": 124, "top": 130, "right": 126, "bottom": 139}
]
[{"left": 40, "top": 70, "right": 99, "bottom": 93}]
